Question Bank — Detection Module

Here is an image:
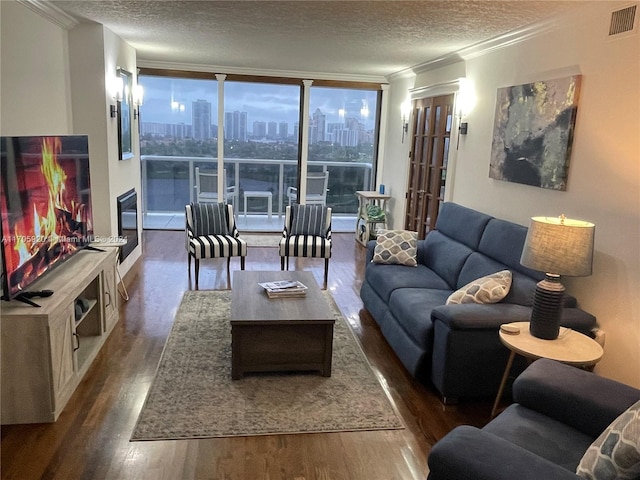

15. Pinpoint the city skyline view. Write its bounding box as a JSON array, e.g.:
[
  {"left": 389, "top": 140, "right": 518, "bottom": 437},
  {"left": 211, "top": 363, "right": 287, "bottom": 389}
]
[{"left": 139, "top": 76, "right": 378, "bottom": 138}]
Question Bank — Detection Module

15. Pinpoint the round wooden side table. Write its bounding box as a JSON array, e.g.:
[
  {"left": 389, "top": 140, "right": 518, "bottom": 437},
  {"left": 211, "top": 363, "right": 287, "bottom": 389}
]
[{"left": 491, "top": 321, "right": 603, "bottom": 418}]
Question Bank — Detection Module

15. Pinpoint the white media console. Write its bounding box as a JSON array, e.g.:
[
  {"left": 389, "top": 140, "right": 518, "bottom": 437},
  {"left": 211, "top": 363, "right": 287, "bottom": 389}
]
[{"left": 1, "top": 248, "right": 119, "bottom": 424}]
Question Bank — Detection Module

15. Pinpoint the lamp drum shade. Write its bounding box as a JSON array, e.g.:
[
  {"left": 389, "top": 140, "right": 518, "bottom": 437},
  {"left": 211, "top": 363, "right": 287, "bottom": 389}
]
[{"left": 520, "top": 216, "right": 595, "bottom": 277}]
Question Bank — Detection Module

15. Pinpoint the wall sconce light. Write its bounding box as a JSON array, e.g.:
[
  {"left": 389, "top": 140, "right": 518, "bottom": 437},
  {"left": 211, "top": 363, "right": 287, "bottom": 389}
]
[
  {"left": 133, "top": 84, "right": 144, "bottom": 120},
  {"left": 400, "top": 101, "right": 411, "bottom": 143},
  {"left": 520, "top": 215, "right": 595, "bottom": 339},
  {"left": 109, "top": 74, "right": 124, "bottom": 118}
]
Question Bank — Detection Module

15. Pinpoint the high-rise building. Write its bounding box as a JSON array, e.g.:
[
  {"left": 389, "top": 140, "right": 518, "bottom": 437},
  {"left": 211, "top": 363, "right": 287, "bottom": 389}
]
[
  {"left": 310, "top": 108, "right": 326, "bottom": 144},
  {"left": 253, "top": 121, "right": 266, "bottom": 138},
  {"left": 278, "top": 121, "right": 288, "bottom": 139},
  {"left": 267, "top": 121, "right": 278, "bottom": 139},
  {"left": 192, "top": 99, "right": 211, "bottom": 140},
  {"left": 224, "top": 111, "right": 247, "bottom": 141}
]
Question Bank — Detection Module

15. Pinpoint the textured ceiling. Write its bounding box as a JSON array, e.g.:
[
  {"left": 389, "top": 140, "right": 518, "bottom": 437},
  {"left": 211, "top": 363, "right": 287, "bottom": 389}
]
[{"left": 50, "top": 0, "right": 582, "bottom": 78}]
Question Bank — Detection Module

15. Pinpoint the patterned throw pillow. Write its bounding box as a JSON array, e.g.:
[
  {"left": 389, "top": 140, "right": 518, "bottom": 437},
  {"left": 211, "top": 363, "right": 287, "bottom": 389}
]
[
  {"left": 576, "top": 399, "right": 640, "bottom": 480},
  {"left": 372, "top": 230, "right": 417, "bottom": 267},
  {"left": 446, "top": 270, "right": 512, "bottom": 305},
  {"left": 191, "top": 202, "right": 229, "bottom": 236},
  {"left": 290, "top": 204, "right": 327, "bottom": 237}
]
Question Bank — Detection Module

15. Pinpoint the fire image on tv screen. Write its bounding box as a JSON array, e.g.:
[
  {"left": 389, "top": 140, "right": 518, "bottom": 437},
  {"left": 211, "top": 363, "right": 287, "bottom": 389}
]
[{"left": 1, "top": 135, "right": 93, "bottom": 300}]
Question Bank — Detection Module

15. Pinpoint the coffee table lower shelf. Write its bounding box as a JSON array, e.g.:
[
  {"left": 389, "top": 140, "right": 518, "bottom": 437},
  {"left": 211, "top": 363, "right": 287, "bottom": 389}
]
[{"left": 231, "top": 321, "right": 333, "bottom": 379}]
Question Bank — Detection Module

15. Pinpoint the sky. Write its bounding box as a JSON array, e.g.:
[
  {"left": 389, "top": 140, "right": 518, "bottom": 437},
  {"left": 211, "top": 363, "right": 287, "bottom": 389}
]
[{"left": 139, "top": 76, "right": 378, "bottom": 131}]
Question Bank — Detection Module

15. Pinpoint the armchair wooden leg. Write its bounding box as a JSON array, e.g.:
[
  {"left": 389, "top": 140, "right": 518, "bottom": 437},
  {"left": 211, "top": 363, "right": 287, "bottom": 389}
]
[
  {"left": 281, "top": 256, "right": 285, "bottom": 271},
  {"left": 323, "top": 258, "right": 329, "bottom": 290},
  {"left": 227, "top": 257, "right": 232, "bottom": 287},
  {"left": 241, "top": 256, "right": 245, "bottom": 270},
  {"left": 194, "top": 258, "right": 199, "bottom": 288},
  {"left": 188, "top": 254, "right": 191, "bottom": 275}
]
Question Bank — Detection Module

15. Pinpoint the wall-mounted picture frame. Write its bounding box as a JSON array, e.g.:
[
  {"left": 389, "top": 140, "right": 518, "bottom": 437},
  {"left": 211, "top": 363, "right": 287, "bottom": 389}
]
[
  {"left": 489, "top": 74, "right": 582, "bottom": 191},
  {"left": 117, "top": 67, "right": 134, "bottom": 160}
]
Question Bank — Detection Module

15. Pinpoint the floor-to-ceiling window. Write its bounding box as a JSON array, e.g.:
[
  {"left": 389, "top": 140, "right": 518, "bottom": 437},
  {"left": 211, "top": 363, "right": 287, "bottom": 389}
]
[
  {"left": 139, "top": 74, "right": 218, "bottom": 228},
  {"left": 138, "top": 71, "right": 383, "bottom": 232},
  {"left": 308, "top": 85, "right": 379, "bottom": 214},
  {"left": 224, "top": 80, "right": 300, "bottom": 228}
]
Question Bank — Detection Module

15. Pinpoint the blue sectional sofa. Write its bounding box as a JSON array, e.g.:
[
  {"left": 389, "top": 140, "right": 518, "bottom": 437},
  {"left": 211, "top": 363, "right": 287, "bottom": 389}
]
[
  {"left": 427, "top": 359, "right": 640, "bottom": 480},
  {"left": 360, "top": 202, "right": 597, "bottom": 402}
]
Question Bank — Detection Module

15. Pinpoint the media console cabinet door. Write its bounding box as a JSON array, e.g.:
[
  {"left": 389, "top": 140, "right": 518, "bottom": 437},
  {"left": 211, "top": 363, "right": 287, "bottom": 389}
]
[
  {"left": 102, "top": 264, "right": 118, "bottom": 332},
  {"left": 50, "top": 307, "right": 76, "bottom": 412}
]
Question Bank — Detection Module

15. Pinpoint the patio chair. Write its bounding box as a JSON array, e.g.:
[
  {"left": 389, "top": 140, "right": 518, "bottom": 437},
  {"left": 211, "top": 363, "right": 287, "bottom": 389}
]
[
  {"left": 195, "top": 167, "right": 237, "bottom": 207},
  {"left": 185, "top": 202, "right": 247, "bottom": 288},
  {"left": 279, "top": 204, "right": 332, "bottom": 289},
  {"left": 286, "top": 171, "right": 329, "bottom": 206}
]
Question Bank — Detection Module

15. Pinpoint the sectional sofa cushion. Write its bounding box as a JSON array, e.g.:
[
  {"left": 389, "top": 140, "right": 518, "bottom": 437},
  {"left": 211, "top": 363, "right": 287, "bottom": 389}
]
[{"left": 365, "top": 262, "right": 450, "bottom": 304}]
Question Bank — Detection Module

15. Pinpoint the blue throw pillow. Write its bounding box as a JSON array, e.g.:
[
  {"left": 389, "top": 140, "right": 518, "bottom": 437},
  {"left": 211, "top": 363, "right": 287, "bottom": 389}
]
[
  {"left": 191, "top": 202, "right": 229, "bottom": 236},
  {"left": 290, "top": 204, "right": 327, "bottom": 237}
]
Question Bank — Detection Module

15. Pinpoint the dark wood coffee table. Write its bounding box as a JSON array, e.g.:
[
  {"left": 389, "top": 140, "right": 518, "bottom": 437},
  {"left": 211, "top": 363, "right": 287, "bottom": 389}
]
[{"left": 230, "top": 271, "right": 335, "bottom": 380}]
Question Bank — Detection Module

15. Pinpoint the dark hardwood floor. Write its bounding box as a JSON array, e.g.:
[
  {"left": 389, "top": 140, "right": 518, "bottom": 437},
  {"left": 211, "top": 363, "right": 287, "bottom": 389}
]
[{"left": 1, "top": 231, "right": 495, "bottom": 480}]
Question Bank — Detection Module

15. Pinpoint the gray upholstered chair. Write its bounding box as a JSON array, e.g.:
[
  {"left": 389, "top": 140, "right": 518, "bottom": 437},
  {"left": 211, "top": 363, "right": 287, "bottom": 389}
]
[
  {"left": 427, "top": 359, "right": 640, "bottom": 480},
  {"left": 185, "top": 202, "right": 247, "bottom": 287},
  {"left": 279, "top": 204, "right": 332, "bottom": 288}
]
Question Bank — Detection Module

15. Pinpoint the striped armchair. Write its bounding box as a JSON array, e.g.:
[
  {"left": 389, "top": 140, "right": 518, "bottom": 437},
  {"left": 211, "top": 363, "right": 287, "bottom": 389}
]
[
  {"left": 185, "top": 202, "right": 247, "bottom": 287},
  {"left": 279, "top": 205, "right": 332, "bottom": 289}
]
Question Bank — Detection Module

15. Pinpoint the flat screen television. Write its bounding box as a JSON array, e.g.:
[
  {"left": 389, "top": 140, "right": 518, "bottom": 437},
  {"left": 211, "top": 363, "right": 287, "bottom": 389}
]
[{"left": 1, "top": 135, "right": 93, "bottom": 303}]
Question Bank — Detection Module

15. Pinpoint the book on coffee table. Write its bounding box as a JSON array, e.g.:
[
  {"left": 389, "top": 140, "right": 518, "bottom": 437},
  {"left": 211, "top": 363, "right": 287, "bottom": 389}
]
[{"left": 259, "top": 280, "right": 308, "bottom": 298}]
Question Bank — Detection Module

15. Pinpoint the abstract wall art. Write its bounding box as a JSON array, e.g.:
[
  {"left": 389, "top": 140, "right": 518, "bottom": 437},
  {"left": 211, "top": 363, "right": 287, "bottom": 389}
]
[{"left": 489, "top": 75, "right": 582, "bottom": 190}]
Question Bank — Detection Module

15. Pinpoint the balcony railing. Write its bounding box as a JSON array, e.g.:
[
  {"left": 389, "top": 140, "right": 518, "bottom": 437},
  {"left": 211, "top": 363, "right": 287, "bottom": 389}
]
[{"left": 140, "top": 155, "right": 373, "bottom": 230}]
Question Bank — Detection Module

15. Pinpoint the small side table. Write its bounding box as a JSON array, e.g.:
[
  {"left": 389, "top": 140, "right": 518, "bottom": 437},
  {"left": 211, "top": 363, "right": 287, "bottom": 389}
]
[
  {"left": 90, "top": 239, "right": 130, "bottom": 302},
  {"left": 491, "top": 321, "right": 603, "bottom": 418},
  {"left": 355, "top": 191, "right": 391, "bottom": 246},
  {"left": 244, "top": 191, "right": 273, "bottom": 221}
]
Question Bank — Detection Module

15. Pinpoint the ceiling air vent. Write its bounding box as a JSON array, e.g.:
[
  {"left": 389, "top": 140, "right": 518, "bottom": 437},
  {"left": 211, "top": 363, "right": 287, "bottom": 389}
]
[{"left": 609, "top": 5, "right": 637, "bottom": 36}]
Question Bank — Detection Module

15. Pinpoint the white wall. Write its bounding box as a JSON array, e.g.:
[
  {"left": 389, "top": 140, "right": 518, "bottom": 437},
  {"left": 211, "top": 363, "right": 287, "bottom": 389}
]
[
  {"left": 0, "top": 1, "right": 72, "bottom": 134},
  {"left": 68, "top": 24, "right": 143, "bottom": 273},
  {"left": 379, "top": 72, "right": 414, "bottom": 227},
  {"left": 1, "top": 1, "right": 142, "bottom": 275},
  {"left": 385, "top": 2, "right": 640, "bottom": 387}
]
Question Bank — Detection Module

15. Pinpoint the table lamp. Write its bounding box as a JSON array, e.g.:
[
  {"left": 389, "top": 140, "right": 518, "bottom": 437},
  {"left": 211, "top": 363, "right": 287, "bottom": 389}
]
[{"left": 520, "top": 215, "right": 595, "bottom": 340}]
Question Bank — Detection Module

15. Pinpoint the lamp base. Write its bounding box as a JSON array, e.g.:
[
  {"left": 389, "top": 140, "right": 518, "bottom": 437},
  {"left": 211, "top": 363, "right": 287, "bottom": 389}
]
[{"left": 529, "top": 273, "right": 565, "bottom": 340}]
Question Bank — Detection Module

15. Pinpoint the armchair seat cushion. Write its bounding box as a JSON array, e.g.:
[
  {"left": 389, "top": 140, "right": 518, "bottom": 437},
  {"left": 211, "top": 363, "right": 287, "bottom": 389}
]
[
  {"left": 484, "top": 404, "right": 594, "bottom": 471},
  {"left": 279, "top": 234, "right": 331, "bottom": 259},
  {"left": 188, "top": 234, "right": 247, "bottom": 259}
]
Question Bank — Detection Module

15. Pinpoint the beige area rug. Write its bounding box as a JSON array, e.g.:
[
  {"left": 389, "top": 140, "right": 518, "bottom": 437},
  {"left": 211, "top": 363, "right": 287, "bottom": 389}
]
[
  {"left": 242, "top": 233, "right": 281, "bottom": 247},
  {"left": 131, "top": 290, "right": 404, "bottom": 440}
]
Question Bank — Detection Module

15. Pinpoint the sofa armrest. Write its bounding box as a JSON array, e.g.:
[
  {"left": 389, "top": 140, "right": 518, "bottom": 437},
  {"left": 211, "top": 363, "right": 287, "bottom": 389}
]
[
  {"left": 431, "top": 303, "right": 533, "bottom": 330},
  {"left": 513, "top": 359, "right": 640, "bottom": 438},
  {"left": 431, "top": 304, "right": 595, "bottom": 333},
  {"left": 427, "top": 426, "right": 581, "bottom": 480}
]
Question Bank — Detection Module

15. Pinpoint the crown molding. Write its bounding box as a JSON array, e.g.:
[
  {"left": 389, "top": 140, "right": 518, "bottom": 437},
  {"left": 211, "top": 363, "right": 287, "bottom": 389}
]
[
  {"left": 137, "top": 60, "right": 388, "bottom": 85},
  {"left": 17, "top": 0, "right": 79, "bottom": 29},
  {"left": 402, "top": 15, "right": 563, "bottom": 76},
  {"left": 410, "top": 79, "right": 462, "bottom": 99}
]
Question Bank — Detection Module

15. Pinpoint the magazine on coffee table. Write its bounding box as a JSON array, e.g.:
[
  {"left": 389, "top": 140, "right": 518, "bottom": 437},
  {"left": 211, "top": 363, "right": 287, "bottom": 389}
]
[{"left": 259, "top": 280, "right": 308, "bottom": 298}]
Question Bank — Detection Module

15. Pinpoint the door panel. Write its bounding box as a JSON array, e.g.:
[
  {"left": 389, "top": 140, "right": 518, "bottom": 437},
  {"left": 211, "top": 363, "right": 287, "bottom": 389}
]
[{"left": 404, "top": 94, "right": 454, "bottom": 239}]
